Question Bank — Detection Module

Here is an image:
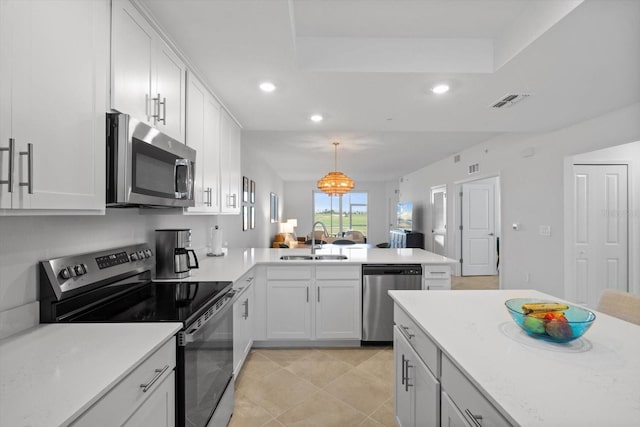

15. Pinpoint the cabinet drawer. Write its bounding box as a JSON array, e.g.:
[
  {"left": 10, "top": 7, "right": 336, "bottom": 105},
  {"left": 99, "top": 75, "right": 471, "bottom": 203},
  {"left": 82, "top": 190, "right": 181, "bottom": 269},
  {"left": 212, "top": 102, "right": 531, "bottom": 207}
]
[
  {"left": 423, "top": 279, "right": 450, "bottom": 290},
  {"left": 234, "top": 269, "right": 255, "bottom": 293},
  {"left": 441, "top": 355, "right": 511, "bottom": 427},
  {"left": 71, "top": 337, "right": 176, "bottom": 426},
  {"left": 267, "top": 266, "right": 312, "bottom": 280},
  {"left": 423, "top": 264, "right": 451, "bottom": 279},
  {"left": 394, "top": 304, "right": 439, "bottom": 378},
  {"left": 316, "top": 265, "right": 360, "bottom": 280}
]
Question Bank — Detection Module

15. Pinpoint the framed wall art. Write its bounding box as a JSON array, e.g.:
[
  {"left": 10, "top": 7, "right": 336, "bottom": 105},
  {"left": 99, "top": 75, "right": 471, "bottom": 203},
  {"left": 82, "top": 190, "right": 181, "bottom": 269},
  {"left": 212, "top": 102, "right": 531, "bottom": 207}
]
[
  {"left": 242, "top": 176, "right": 249, "bottom": 203},
  {"left": 250, "top": 180, "right": 255, "bottom": 204},
  {"left": 270, "top": 192, "right": 278, "bottom": 223}
]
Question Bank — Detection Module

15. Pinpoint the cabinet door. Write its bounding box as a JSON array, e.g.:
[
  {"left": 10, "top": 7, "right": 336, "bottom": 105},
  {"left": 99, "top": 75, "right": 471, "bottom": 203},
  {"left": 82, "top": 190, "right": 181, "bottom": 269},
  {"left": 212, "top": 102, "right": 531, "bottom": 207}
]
[
  {"left": 154, "top": 38, "right": 186, "bottom": 142},
  {"left": 410, "top": 343, "right": 440, "bottom": 427},
  {"left": 315, "top": 280, "right": 361, "bottom": 339},
  {"left": 202, "top": 94, "right": 221, "bottom": 210},
  {"left": 111, "top": 0, "right": 154, "bottom": 124},
  {"left": 266, "top": 281, "right": 311, "bottom": 339},
  {"left": 3, "top": 0, "right": 108, "bottom": 210},
  {"left": 233, "top": 282, "right": 254, "bottom": 376},
  {"left": 186, "top": 75, "right": 205, "bottom": 207},
  {"left": 0, "top": 0, "right": 12, "bottom": 208},
  {"left": 441, "top": 391, "right": 471, "bottom": 427},
  {"left": 123, "top": 371, "right": 175, "bottom": 427},
  {"left": 219, "top": 109, "right": 240, "bottom": 214},
  {"left": 394, "top": 327, "right": 413, "bottom": 427}
]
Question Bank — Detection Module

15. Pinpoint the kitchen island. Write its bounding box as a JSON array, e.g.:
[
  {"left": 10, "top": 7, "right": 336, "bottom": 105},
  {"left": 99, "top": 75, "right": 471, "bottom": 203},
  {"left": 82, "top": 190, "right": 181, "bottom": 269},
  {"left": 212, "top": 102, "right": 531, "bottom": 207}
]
[{"left": 389, "top": 289, "right": 640, "bottom": 426}]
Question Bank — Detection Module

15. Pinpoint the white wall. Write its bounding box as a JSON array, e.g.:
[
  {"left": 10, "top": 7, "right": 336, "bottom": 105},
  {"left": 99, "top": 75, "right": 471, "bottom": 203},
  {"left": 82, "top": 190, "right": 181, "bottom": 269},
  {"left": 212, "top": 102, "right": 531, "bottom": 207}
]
[
  {"left": 283, "top": 180, "right": 396, "bottom": 246},
  {"left": 399, "top": 103, "right": 640, "bottom": 300},
  {"left": 0, "top": 142, "right": 283, "bottom": 338}
]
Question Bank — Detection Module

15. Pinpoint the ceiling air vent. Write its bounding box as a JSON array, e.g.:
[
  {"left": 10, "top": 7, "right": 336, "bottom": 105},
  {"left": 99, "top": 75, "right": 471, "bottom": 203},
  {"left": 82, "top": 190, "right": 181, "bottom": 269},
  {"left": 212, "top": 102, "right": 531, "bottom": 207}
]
[
  {"left": 490, "top": 93, "right": 530, "bottom": 109},
  {"left": 468, "top": 163, "right": 479, "bottom": 175},
  {"left": 454, "top": 154, "right": 461, "bottom": 163}
]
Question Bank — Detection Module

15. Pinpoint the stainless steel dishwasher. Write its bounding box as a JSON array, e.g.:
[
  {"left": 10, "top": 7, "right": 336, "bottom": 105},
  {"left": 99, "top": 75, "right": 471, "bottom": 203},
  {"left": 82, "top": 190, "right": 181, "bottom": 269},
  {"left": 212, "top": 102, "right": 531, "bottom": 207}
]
[{"left": 362, "top": 264, "right": 422, "bottom": 343}]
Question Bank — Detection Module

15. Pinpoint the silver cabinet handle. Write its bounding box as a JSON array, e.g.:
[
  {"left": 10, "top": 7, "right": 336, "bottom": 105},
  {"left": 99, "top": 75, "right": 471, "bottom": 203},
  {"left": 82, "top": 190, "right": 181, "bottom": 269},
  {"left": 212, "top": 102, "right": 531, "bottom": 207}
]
[
  {"left": 160, "top": 96, "right": 167, "bottom": 125},
  {"left": 19, "top": 143, "right": 33, "bottom": 194},
  {"left": 151, "top": 93, "right": 161, "bottom": 122},
  {"left": 205, "top": 187, "right": 212, "bottom": 206},
  {"left": 488, "top": 233, "right": 495, "bottom": 236},
  {"left": 140, "top": 365, "right": 170, "bottom": 392},
  {"left": 231, "top": 193, "right": 237, "bottom": 208},
  {"left": 404, "top": 359, "right": 413, "bottom": 392},
  {"left": 399, "top": 325, "right": 415, "bottom": 340},
  {"left": 317, "top": 287, "right": 320, "bottom": 302},
  {"left": 401, "top": 354, "right": 406, "bottom": 385},
  {"left": 0, "top": 138, "right": 15, "bottom": 192},
  {"left": 242, "top": 298, "right": 249, "bottom": 319},
  {"left": 306, "top": 286, "right": 309, "bottom": 303},
  {"left": 464, "top": 409, "right": 483, "bottom": 427},
  {"left": 226, "top": 193, "right": 237, "bottom": 208}
]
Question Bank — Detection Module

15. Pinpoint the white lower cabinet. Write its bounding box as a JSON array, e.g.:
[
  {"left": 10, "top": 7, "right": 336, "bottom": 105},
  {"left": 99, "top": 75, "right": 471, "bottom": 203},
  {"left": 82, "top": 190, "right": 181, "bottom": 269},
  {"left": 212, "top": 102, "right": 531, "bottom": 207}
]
[
  {"left": 423, "top": 264, "right": 451, "bottom": 290},
  {"left": 123, "top": 371, "right": 175, "bottom": 427},
  {"left": 394, "top": 326, "right": 440, "bottom": 427},
  {"left": 394, "top": 302, "right": 511, "bottom": 427},
  {"left": 441, "top": 391, "right": 471, "bottom": 427},
  {"left": 263, "top": 265, "right": 361, "bottom": 341},
  {"left": 71, "top": 337, "right": 176, "bottom": 427},
  {"left": 233, "top": 272, "right": 255, "bottom": 375}
]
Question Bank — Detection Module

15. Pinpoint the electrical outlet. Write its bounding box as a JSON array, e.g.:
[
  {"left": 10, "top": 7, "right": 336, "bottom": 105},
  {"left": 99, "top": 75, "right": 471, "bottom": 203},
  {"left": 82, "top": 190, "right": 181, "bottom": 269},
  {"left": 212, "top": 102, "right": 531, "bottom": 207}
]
[{"left": 539, "top": 225, "right": 551, "bottom": 237}]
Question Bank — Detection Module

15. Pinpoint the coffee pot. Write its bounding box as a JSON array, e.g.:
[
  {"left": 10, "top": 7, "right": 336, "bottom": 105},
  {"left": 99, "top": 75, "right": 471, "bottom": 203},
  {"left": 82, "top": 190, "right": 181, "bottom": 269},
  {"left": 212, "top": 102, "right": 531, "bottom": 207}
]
[{"left": 155, "top": 229, "right": 199, "bottom": 279}]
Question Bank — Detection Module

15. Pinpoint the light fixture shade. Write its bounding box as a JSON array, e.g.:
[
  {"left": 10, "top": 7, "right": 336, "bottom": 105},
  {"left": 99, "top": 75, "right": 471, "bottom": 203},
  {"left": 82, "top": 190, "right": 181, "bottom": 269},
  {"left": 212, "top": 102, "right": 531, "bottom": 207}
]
[
  {"left": 317, "top": 141, "right": 355, "bottom": 196},
  {"left": 287, "top": 219, "right": 298, "bottom": 227},
  {"left": 317, "top": 171, "right": 355, "bottom": 196}
]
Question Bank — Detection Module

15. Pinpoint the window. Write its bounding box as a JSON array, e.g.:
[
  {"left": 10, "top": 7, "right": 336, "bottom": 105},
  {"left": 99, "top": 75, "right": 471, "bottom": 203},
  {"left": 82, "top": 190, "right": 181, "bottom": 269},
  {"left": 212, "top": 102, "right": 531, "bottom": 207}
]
[{"left": 313, "top": 191, "right": 368, "bottom": 237}]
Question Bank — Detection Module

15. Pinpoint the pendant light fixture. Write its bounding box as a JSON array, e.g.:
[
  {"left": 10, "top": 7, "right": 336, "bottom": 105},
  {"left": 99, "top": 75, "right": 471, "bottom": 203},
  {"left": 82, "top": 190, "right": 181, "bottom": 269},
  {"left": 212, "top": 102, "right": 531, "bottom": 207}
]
[{"left": 317, "top": 141, "right": 355, "bottom": 196}]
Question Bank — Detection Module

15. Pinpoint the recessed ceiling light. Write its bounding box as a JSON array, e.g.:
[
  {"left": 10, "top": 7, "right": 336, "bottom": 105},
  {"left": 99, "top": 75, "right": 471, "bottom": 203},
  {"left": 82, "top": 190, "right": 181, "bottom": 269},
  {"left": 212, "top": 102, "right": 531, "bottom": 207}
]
[
  {"left": 310, "top": 114, "right": 323, "bottom": 122},
  {"left": 431, "top": 84, "right": 450, "bottom": 95},
  {"left": 259, "top": 82, "right": 276, "bottom": 92}
]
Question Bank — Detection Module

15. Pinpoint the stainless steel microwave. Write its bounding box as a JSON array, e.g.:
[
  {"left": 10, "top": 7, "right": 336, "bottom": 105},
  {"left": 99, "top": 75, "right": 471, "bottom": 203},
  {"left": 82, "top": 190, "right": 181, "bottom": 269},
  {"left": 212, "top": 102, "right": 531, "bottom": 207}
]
[{"left": 106, "top": 113, "right": 195, "bottom": 208}]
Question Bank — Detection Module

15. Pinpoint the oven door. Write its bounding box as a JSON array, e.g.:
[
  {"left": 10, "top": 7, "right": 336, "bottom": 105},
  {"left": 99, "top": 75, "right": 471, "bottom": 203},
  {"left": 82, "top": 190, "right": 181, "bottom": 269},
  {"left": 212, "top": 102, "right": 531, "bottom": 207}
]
[{"left": 178, "top": 293, "right": 234, "bottom": 427}]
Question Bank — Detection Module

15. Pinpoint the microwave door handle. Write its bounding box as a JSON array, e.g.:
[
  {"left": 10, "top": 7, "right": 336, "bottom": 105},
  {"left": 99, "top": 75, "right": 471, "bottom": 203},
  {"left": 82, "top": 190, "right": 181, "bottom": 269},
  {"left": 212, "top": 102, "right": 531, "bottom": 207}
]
[
  {"left": 186, "top": 159, "right": 194, "bottom": 200},
  {"left": 174, "top": 158, "right": 189, "bottom": 199}
]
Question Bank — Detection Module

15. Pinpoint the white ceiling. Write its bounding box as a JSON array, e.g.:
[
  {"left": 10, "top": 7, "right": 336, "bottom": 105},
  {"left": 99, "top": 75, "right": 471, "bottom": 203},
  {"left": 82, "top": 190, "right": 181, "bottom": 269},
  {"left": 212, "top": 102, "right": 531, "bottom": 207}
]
[{"left": 140, "top": 0, "right": 640, "bottom": 182}]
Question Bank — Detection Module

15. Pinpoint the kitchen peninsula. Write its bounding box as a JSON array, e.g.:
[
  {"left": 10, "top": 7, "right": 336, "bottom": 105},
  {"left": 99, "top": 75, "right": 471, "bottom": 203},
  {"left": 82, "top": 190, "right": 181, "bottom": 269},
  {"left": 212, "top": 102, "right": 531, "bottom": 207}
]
[{"left": 389, "top": 289, "right": 640, "bottom": 426}]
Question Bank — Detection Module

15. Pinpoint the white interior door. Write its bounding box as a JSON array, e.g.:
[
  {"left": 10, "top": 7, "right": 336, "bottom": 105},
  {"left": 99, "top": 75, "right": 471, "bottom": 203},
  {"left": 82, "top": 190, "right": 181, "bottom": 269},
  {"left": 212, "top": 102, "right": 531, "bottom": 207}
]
[
  {"left": 431, "top": 186, "right": 446, "bottom": 256},
  {"left": 462, "top": 181, "right": 496, "bottom": 276},
  {"left": 574, "top": 164, "right": 628, "bottom": 308}
]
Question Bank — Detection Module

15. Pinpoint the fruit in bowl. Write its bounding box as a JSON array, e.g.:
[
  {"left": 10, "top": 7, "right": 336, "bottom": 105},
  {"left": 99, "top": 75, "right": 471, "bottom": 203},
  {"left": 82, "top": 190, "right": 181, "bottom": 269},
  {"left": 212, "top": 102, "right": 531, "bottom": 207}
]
[{"left": 505, "top": 298, "right": 596, "bottom": 343}]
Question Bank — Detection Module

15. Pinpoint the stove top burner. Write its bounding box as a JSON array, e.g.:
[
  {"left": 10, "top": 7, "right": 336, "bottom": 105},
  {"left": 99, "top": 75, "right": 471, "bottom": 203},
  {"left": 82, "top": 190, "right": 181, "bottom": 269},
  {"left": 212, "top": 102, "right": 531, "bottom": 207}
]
[{"left": 71, "top": 281, "right": 232, "bottom": 324}]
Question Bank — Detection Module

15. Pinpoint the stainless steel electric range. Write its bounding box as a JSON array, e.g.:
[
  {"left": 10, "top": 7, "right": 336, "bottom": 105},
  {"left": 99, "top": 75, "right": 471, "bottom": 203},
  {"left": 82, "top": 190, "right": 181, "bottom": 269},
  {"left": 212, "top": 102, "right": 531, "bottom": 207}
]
[{"left": 39, "top": 243, "right": 235, "bottom": 427}]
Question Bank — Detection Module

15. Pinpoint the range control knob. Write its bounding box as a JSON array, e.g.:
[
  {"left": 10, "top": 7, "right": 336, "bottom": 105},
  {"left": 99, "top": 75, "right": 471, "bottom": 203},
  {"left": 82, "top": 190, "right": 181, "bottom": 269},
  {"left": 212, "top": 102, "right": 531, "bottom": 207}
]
[
  {"left": 137, "top": 250, "right": 145, "bottom": 259},
  {"left": 144, "top": 249, "right": 153, "bottom": 258},
  {"left": 129, "top": 252, "right": 138, "bottom": 261},
  {"left": 74, "top": 264, "right": 87, "bottom": 276},
  {"left": 59, "top": 268, "right": 71, "bottom": 280}
]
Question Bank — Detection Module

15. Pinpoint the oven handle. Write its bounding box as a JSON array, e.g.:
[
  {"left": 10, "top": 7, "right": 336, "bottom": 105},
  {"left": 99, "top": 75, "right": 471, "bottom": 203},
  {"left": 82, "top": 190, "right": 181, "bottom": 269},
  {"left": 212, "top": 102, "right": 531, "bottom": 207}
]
[{"left": 179, "top": 290, "right": 236, "bottom": 346}]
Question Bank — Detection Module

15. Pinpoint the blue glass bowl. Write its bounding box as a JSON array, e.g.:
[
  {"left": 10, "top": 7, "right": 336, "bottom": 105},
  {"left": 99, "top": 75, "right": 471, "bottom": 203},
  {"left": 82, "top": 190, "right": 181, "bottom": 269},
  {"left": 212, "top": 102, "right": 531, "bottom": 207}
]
[{"left": 505, "top": 298, "right": 596, "bottom": 343}]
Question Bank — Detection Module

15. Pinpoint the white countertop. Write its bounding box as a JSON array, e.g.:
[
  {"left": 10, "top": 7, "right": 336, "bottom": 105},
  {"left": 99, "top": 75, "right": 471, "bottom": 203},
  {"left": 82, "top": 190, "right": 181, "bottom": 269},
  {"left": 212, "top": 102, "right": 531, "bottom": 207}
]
[
  {"left": 389, "top": 289, "right": 640, "bottom": 426},
  {"left": 0, "top": 322, "right": 182, "bottom": 427},
  {"left": 167, "top": 247, "right": 456, "bottom": 283}
]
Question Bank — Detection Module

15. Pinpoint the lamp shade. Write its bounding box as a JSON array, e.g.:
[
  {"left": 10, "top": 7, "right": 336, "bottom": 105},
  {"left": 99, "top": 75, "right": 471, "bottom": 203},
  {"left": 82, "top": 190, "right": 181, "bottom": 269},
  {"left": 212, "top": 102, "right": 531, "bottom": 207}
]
[
  {"left": 287, "top": 219, "right": 298, "bottom": 227},
  {"left": 317, "top": 141, "right": 354, "bottom": 196}
]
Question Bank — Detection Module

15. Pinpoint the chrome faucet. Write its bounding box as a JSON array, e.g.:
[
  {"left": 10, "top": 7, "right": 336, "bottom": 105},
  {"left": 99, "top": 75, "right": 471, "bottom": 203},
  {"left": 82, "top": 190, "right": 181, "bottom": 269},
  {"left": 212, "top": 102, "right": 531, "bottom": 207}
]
[{"left": 311, "top": 221, "right": 329, "bottom": 255}]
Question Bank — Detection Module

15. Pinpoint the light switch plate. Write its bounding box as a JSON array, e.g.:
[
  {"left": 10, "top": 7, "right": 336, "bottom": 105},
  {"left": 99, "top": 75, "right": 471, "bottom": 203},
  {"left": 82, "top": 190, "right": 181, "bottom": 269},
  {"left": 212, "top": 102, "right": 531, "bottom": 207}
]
[{"left": 539, "top": 225, "right": 551, "bottom": 236}]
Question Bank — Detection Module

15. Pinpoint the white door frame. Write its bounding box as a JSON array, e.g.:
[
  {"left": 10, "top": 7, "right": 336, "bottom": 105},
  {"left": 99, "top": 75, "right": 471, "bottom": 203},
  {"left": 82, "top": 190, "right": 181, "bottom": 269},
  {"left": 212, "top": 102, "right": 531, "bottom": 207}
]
[
  {"left": 452, "top": 173, "right": 501, "bottom": 286},
  {"left": 563, "top": 159, "right": 633, "bottom": 302}
]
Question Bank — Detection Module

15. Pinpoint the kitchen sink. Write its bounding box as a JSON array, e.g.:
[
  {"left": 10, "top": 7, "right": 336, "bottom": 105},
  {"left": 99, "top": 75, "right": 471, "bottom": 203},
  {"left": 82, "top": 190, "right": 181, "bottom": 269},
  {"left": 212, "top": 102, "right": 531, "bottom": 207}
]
[
  {"left": 314, "top": 254, "right": 348, "bottom": 260},
  {"left": 279, "top": 255, "right": 314, "bottom": 260}
]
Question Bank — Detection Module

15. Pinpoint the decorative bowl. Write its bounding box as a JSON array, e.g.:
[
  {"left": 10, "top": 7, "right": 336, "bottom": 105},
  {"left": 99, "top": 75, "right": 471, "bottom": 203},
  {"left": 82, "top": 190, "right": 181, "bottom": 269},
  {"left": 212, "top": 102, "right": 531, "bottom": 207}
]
[{"left": 504, "top": 298, "right": 596, "bottom": 343}]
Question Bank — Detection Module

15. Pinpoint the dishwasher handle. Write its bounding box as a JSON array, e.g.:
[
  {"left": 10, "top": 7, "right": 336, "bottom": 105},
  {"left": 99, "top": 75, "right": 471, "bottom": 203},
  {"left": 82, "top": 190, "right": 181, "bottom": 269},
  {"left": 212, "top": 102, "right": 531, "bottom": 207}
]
[{"left": 362, "top": 264, "right": 422, "bottom": 275}]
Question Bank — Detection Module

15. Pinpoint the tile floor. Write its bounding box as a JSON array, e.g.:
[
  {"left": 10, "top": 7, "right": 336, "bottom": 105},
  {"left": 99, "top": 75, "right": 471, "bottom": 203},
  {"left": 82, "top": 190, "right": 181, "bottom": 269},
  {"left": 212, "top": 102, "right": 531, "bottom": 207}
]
[{"left": 230, "top": 347, "right": 394, "bottom": 427}]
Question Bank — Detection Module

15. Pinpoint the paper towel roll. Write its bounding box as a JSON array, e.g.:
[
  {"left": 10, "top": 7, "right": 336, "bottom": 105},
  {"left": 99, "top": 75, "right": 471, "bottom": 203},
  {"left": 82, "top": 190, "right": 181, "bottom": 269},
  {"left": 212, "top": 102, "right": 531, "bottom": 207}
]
[{"left": 207, "top": 226, "right": 224, "bottom": 256}]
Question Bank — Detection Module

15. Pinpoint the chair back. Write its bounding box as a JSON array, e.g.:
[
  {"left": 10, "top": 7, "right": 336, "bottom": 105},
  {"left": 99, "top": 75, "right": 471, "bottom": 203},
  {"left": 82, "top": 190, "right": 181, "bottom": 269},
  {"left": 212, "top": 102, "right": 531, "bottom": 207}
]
[{"left": 597, "top": 289, "right": 640, "bottom": 325}]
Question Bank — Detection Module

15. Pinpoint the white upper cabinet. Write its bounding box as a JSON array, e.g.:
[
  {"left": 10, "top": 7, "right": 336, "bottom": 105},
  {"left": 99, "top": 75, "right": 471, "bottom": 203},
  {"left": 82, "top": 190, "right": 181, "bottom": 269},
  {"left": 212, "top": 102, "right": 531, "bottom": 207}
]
[
  {"left": 185, "top": 74, "right": 221, "bottom": 213},
  {"left": 0, "top": 0, "right": 109, "bottom": 212},
  {"left": 219, "top": 109, "right": 241, "bottom": 214},
  {"left": 111, "top": 0, "right": 186, "bottom": 142}
]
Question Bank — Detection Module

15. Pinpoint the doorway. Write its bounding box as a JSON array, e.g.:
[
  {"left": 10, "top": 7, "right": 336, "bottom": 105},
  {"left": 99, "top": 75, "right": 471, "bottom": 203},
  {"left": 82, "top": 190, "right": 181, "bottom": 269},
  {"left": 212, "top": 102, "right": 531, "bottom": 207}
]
[
  {"left": 430, "top": 185, "right": 446, "bottom": 256},
  {"left": 455, "top": 176, "right": 500, "bottom": 283},
  {"left": 572, "top": 164, "right": 628, "bottom": 308}
]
